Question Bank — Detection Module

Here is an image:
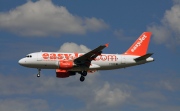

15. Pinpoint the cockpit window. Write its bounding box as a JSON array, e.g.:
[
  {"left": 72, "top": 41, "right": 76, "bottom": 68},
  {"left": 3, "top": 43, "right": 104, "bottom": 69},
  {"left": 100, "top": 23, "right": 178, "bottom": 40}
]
[{"left": 26, "top": 55, "right": 32, "bottom": 58}]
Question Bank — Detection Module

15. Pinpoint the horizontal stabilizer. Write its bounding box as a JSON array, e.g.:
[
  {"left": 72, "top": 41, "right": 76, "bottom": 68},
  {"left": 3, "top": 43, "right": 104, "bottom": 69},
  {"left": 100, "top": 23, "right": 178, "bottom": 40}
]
[{"left": 134, "top": 53, "right": 153, "bottom": 61}]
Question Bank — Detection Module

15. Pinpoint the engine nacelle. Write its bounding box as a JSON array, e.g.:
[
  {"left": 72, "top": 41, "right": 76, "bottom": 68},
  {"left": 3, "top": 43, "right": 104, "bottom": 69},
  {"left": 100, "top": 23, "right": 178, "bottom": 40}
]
[
  {"left": 56, "top": 69, "right": 76, "bottom": 78},
  {"left": 56, "top": 60, "right": 74, "bottom": 69}
]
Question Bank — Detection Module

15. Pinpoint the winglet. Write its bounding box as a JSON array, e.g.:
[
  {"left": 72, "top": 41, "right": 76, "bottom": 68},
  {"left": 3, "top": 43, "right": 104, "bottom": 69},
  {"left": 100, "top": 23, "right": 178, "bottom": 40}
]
[
  {"left": 105, "top": 43, "right": 109, "bottom": 47},
  {"left": 124, "top": 32, "right": 152, "bottom": 56}
]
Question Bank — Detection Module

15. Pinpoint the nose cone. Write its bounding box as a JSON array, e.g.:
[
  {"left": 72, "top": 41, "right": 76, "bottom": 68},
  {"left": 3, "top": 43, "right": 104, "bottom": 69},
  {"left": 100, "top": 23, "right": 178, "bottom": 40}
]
[{"left": 18, "top": 58, "right": 25, "bottom": 66}]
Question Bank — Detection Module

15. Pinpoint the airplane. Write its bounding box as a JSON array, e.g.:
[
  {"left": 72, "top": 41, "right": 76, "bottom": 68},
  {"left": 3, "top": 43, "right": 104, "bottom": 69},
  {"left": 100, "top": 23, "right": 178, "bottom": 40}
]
[{"left": 18, "top": 32, "right": 154, "bottom": 82}]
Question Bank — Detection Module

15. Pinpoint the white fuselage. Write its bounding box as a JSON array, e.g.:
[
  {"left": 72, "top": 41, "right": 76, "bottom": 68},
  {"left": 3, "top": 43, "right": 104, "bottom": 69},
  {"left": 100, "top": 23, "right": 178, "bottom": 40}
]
[{"left": 18, "top": 52, "right": 154, "bottom": 71}]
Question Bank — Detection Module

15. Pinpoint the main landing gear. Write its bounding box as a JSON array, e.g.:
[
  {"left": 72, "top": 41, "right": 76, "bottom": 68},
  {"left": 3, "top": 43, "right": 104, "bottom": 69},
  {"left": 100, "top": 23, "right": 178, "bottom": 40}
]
[
  {"left": 37, "top": 69, "right": 41, "bottom": 77},
  {"left": 79, "top": 71, "right": 87, "bottom": 82}
]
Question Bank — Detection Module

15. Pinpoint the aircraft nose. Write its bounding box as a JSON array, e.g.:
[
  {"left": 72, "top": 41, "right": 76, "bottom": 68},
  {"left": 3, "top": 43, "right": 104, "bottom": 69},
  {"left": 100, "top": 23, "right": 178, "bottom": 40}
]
[{"left": 18, "top": 59, "right": 25, "bottom": 65}]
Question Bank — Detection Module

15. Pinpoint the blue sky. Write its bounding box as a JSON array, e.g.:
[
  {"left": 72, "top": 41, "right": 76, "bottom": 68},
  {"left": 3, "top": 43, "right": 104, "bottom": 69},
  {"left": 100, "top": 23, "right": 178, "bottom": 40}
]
[{"left": 0, "top": 0, "right": 180, "bottom": 111}]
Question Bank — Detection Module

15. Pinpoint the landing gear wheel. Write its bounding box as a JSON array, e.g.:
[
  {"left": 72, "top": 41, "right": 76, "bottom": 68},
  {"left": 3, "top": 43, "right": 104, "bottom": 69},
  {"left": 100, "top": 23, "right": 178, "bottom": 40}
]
[
  {"left": 82, "top": 71, "right": 87, "bottom": 76},
  {"left": 80, "top": 76, "right": 85, "bottom": 82},
  {"left": 37, "top": 74, "right": 40, "bottom": 77}
]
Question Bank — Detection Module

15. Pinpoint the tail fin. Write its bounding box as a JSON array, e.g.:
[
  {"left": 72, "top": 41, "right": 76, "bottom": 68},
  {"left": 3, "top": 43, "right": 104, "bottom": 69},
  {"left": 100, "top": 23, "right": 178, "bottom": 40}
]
[{"left": 124, "top": 32, "right": 152, "bottom": 56}]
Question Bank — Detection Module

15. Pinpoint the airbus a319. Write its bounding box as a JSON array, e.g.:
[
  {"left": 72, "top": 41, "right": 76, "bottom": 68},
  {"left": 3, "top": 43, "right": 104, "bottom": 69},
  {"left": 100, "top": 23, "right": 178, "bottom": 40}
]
[{"left": 19, "top": 32, "right": 154, "bottom": 82}]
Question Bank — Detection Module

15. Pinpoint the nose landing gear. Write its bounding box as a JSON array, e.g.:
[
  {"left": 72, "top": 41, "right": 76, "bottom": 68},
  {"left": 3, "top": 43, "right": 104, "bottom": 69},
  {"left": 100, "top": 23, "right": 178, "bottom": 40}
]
[{"left": 37, "top": 69, "right": 41, "bottom": 77}]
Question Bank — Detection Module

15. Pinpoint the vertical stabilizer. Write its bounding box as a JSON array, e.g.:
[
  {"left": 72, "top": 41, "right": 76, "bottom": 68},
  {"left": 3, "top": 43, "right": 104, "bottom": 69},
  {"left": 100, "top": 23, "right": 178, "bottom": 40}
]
[{"left": 124, "top": 32, "right": 152, "bottom": 56}]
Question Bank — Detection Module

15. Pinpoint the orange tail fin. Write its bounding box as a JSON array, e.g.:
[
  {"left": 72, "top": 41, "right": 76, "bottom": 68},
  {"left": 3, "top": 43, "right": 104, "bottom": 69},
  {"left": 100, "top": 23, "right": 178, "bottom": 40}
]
[{"left": 124, "top": 32, "right": 152, "bottom": 56}]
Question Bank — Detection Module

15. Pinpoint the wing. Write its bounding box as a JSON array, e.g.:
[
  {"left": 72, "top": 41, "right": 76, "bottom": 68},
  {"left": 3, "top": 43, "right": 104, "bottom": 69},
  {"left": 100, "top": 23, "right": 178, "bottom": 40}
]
[{"left": 74, "top": 43, "right": 109, "bottom": 66}]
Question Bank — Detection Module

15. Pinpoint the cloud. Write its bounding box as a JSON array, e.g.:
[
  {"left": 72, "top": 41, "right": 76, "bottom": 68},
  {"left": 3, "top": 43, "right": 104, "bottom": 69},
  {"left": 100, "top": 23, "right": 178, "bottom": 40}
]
[
  {"left": 147, "top": 1, "right": 180, "bottom": 48},
  {"left": 1, "top": 70, "right": 180, "bottom": 111},
  {"left": 0, "top": 71, "right": 131, "bottom": 111},
  {"left": 0, "top": 70, "right": 180, "bottom": 111},
  {"left": 92, "top": 82, "right": 130, "bottom": 108},
  {"left": 0, "top": 0, "right": 108, "bottom": 37},
  {"left": 58, "top": 42, "right": 91, "bottom": 53}
]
